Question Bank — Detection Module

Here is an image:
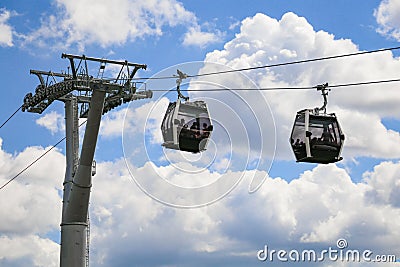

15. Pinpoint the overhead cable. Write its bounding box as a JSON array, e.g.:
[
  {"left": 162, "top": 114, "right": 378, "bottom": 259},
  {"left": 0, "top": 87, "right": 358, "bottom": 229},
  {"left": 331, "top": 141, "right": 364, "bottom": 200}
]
[
  {"left": 0, "top": 120, "right": 87, "bottom": 191},
  {"left": 0, "top": 106, "right": 21, "bottom": 129},
  {"left": 132, "top": 46, "right": 400, "bottom": 80},
  {"left": 149, "top": 77, "right": 400, "bottom": 92}
]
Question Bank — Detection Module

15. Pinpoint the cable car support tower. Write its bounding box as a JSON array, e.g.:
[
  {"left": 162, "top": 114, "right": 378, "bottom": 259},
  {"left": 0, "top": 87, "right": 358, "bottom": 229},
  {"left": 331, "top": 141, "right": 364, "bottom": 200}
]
[{"left": 21, "top": 54, "right": 152, "bottom": 267}]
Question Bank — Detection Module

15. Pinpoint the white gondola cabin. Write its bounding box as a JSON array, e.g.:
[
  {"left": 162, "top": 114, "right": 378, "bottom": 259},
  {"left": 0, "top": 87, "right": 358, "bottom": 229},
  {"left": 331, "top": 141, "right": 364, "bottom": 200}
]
[
  {"left": 161, "top": 99, "right": 213, "bottom": 153},
  {"left": 290, "top": 109, "right": 344, "bottom": 164},
  {"left": 290, "top": 83, "right": 345, "bottom": 164}
]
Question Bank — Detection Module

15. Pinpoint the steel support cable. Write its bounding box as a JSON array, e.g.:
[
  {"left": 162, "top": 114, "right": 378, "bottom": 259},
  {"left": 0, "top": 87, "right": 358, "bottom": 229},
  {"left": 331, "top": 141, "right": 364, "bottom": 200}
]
[
  {"left": 0, "top": 106, "right": 22, "bottom": 129},
  {"left": 0, "top": 120, "right": 87, "bottom": 191},
  {"left": 187, "top": 47, "right": 400, "bottom": 78},
  {"left": 327, "top": 78, "right": 400, "bottom": 89},
  {"left": 130, "top": 46, "right": 400, "bottom": 81},
  {"left": 148, "top": 77, "right": 400, "bottom": 92}
]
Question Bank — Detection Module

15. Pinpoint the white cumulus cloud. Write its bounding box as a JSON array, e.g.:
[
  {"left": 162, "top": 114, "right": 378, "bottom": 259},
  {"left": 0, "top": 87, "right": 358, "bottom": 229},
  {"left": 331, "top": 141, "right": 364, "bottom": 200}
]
[
  {"left": 374, "top": 0, "right": 400, "bottom": 40},
  {"left": 0, "top": 235, "right": 59, "bottom": 267},
  {"left": 183, "top": 25, "right": 225, "bottom": 48},
  {"left": 21, "top": 0, "right": 223, "bottom": 50},
  {"left": 86, "top": 158, "right": 400, "bottom": 266},
  {"left": 0, "top": 138, "right": 64, "bottom": 266},
  {"left": 35, "top": 111, "right": 65, "bottom": 134},
  {"left": 0, "top": 8, "right": 14, "bottom": 47}
]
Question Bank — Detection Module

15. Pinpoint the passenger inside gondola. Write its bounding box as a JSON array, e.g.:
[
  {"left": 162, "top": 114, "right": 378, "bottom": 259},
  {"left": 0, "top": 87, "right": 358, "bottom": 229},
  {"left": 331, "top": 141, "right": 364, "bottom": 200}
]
[
  {"left": 320, "top": 127, "right": 334, "bottom": 143},
  {"left": 190, "top": 122, "right": 198, "bottom": 130},
  {"left": 202, "top": 123, "right": 211, "bottom": 138},
  {"left": 188, "top": 121, "right": 199, "bottom": 138},
  {"left": 294, "top": 138, "right": 300, "bottom": 147}
]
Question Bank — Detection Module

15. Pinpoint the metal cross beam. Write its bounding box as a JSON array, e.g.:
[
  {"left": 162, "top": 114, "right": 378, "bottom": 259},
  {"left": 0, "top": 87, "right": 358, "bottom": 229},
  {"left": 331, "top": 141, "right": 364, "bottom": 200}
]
[
  {"left": 61, "top": 53, "right": 147, "bottom": 83},
  {"left": 22, "top": 54, "right": 152, "bottom": 116}
]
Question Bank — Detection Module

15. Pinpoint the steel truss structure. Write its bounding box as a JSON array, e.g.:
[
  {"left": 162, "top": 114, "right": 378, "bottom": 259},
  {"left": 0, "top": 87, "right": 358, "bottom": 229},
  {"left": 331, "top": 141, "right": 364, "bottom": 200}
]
[{"left": 22, "top": 53, "right": 153, "bottom": 267}]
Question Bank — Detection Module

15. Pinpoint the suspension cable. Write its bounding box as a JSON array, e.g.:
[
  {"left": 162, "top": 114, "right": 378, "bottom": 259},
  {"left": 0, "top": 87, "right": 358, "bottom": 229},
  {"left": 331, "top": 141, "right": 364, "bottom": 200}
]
[
  {"left": 131, "top": 46, "right": 400, "bottom": 80},
  {"left": 148, "top": 77, "right": 400, "bottom": 92},
  {"left": 0, "top": 137, "right": 66, "bottom": 190},
  {"left": 0, "top": 106, "right": 22, "bottom": 129},
  {"left": 0, "top": 120, "right": 87, "bottom": 191}
]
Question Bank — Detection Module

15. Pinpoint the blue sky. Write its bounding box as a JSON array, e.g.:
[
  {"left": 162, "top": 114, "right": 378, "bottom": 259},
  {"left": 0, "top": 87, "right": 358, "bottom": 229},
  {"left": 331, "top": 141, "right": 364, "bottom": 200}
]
[{"left": 1, "top": 0, "right": 400, "bottom": 266}]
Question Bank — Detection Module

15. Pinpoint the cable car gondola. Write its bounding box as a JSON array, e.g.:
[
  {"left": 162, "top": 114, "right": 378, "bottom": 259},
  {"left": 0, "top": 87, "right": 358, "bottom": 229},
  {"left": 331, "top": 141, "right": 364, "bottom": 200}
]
[
  {"left": 290, "top": 83, "right": 345, "bottom": 164},
  {"left": 161, "top": 70, "right": 213, "bottom": 153}
]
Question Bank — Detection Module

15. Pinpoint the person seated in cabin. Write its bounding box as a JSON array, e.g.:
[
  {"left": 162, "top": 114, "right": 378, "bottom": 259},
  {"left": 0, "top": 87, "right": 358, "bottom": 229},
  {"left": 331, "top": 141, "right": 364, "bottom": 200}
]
[
  {"left": 178, "top": 118, "right": 191, "bottom": 138},
  {"left": 202, "top": 123, "right": 210, "bottom": 138},
  {"left": 321, "top": 128, "right": 334, "bottom": 144},
  {"left": 190, "top": 122, "right": 197, "bottom": 130},
  {"left": 294, "top": 138, "right": 301, "bottom": 147},
  {"left": 189, "top": 122, "right": 201, "bottom": 138}
]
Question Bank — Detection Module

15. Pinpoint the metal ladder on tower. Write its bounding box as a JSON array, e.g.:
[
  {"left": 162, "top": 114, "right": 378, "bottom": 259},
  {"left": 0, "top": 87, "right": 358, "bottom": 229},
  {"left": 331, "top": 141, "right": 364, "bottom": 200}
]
[{"left": 85, "top": 213, "right": 90, "bottom": 267}]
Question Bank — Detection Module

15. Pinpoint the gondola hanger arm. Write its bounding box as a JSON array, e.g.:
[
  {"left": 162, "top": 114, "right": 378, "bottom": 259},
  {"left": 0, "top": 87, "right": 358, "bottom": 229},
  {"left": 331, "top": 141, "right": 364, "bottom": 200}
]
[
  {"left": 175, "top": 69, "right": 189, "bottom": 101},
  {"left": 315, "top": 83, "right": 330, "bottom": 114}
]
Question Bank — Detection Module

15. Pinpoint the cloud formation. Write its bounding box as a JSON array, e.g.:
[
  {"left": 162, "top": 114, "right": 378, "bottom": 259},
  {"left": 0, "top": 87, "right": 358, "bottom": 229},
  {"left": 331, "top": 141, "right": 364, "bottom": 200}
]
[
  {"left": 87, "top": 158, "right": 400, "bottom": 266},
  {"left": 0, "top": 8, "right": 13, "bottom": 47},
  {"left": 20, "top": 0, "right": 223, "bottom": 50},
  {"left": 35, "top": 111, "right": 65, "bottom": 135},
  {"left": 183, "top": 25, "right": 225, "bottom": 48},
  {"left": 0, "top": 138, "right": 63, "bottom": 267},
  {"left": 375, "top": 0, "right": 400, "bottom": 40},
  {"left": 1, "top": 139, "right": 400, "bottom": 266}
]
